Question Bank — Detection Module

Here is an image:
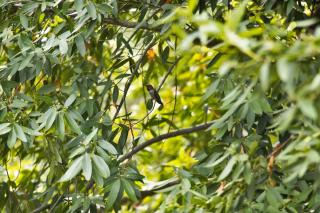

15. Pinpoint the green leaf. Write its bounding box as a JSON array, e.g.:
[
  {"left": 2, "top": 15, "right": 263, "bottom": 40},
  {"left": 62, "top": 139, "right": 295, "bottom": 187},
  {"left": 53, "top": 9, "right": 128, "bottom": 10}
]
[
  {"left": 69, "top": 146, "right": 85, "bottom": 159},
  {"left": 298, "top": 99, "right": 317, "bottom": 120},
  {"left": 59, "top": 39, "right": 68, "bottom": 55},
  {"left": 83, "top": 128, "right": 98, "bottom": 145},
  {"left": 57, "top": 112, "right": 65, "bottom": 140},
  {"left": 0, "top": 123, "right": 11, "bottom": 135},
  {"left": 14, "top": 124, "right": 27, "bottom": 142},
  {"left": 87, "top": 2, "right": 97, "bottom": 20},
  {"left": 277, "top": 58, "right": 292, "bottom": 82},
  {"left": 202, "top": 79, "right": 220, "bottom": 101},
  {"left": 74, "top": 0, "right": 83, "bottom": 12},
  {"left": 189, "top": 190, "right": 208, "bottom": 200},
  {"left": 106, "top": 179, "right": 121, "bottom": 209},
  {"left": 266, "top": 188, "right": 282, "bottom": 208},
  {"left": 18, "top": 54, "right": 33, "bottom": 71},
  {"left": 121, "top": 178, "right": 137, "bottom": 202},
  {"left": 45, "top": 108, "right": 57, "bottom": 131},
  {"left": 118, "top": 126, "right": 129, "bottom": 151},
  {"left": 82, "top": 153, "right": 92, "bottom": 181},
  {"left": 226, "top": 0, "right": 248, "bottom": 30},
  {"left": 92, "top": 154, "right": 110, "bottom": 178},
  {"left": 113, "top": 85, "right": 119, "bottom": 104},
  {"left": 65, "top": 111, "right": 82, "bottom": 134},
  {"left": 75, "top": 35, "right": 86, "bottom": 57},
  {"left": 64, "top": 94, "right": 77, "bottom": 108},
  {"left": 260, "top": 61, "right": 270, "bottom": 90},
  {"left": 21, "top": 126, "right": 42, "bottom": 136},
  {"left": 19, "top": 13, "right": 29, "bottom": 29},
  {"left": 98, "top": 140, "right": 118, "bottom": 155},
  {"left": 38, "top": 84, "right": 56, "bottom": 95},
  {"left": 276, "top": 107, "right": 296, "bottom": 131},
  {"left": 218, "top": 157, "right": 237, "bottom": 180},
  {"left": 59, "top": 156, "right": 83, "bottom": 182},
  {"left": 7, "top": 129, "right": 17, "bottom": 149}
]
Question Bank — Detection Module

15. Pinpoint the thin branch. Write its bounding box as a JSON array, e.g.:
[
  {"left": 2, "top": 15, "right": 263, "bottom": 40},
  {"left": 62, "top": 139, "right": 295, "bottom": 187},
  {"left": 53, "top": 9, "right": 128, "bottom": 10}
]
[
  {"left": 118, "top": 121, "right": 214, "bottom": 162},
  {"left": 157, "top": 58, "right": 181, "bottom": 92},
  {"left": 104, "top": 18, "right": 161, "bottom": 32},
  {"left": 31, "top": 194, "right": 64, "bottom": 213},
  {"left": 121, "top": 179, "right": 180, "bottom": 204},
  {"left": 112, "top": 40, "right": 157, "bottom": 122},
  {"left": 140, "top": 179, "right": 180, "bottom": 199}
]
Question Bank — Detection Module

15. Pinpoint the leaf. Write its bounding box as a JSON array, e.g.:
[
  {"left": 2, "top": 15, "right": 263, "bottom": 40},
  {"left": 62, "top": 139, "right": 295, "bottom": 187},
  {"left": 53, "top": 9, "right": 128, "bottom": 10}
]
[
  {"left": 19, "top": 13, "right": 28, "bottom": 29},
  {"left": 45, "top": 108, "right": 57, "bottom": 131},
  {"left": 277, "top": 58, "right": 292, "bottom": 82},
  {"left": 98, "top": 140, "right": 118, "bottom": 155},
  {"left": 18, "top": 54, "right": 33, "bottom": 71},
  {"left": 87, "top": 2, "right": 97, "bottom": 20},
  {"left": 0, "top": 123, "right": 11, "bottom": 135},
  {"left": 7, "top": 129, "right": 17, "bottom": 149},
  {"left": 57, "top": 112, "right": 65, "bottom": 140},
  {"left": 298, "top": 99, "right": 317, "bottom": 120},
  {"left": 69, "top": 146, "right": 85, "bottom": 159},
  {"left": 38, "top": 84, "right": 56, "bottom": 95},
  {"left": 22, "top": 126, "right": 42, "bottom": 136},
  {"left": 266, "top": 188, "right": 282, "bottom": 208},
  {"left": 59, "top": 39, "right": 68, "bottom": 55},
  {"left": 65, "top": 111, "right": 82, "bottom": 134},
  {"left": 92, "top": 154, "right": 110, "bottom": 178},
  {"left": 74, "top": 0, "right": 83, "bottom": 12},
  {"left": 64, "top": 94, "right": 77, "bottom": 108},
  {"left": 202, "top": 79, "right": 220, "bottom": 101},
  {"left": 276, "top": 107, "right": 296, "bottom": 131},
  {"left": 260, "top": 61, "right": 270, "bottom": 90},
  {"left": 82, "top": 153, "right": 92, "bottom": 181},
  {"left": 189, "top": 190, "right": 208, "bottom": 200},
  {"left": 112, "top": 85, "right": 119, "bottom": 104},
  {"left": 218, "top": 157, "right": 237, "bottom": 180},
  {"left": 83, "top": 128, "right": 98, "bottom": 145},
  {"left": 118, "top": 126, "right": 129, "bottom": 152},
  {"left": 59, "top": 156, "right": 83, "bottom": 182},
  {"left": 106, "top": 179, "right": 121, "bottom": 209},
  {"left": 14, "top": 124, "right": 27, "bottom": 142},
  {"left": 121, "top": 178, "right": 137, "bottom": 202},
  {"left": 75, "top": 35, "right": 86, "bottom": 57}
]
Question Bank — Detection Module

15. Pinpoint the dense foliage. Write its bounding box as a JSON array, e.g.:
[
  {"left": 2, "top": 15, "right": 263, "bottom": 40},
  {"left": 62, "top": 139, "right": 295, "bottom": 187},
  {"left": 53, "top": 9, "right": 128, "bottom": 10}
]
[{"left": 1, "top": 0, "right": 320, "bottom": 212}]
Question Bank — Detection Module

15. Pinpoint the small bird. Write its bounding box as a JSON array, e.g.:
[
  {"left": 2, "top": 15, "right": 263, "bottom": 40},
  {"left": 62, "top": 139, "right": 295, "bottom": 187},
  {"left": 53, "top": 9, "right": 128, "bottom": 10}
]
[{"left": 146, "top": 84, "right": 163, "bottom": 105}]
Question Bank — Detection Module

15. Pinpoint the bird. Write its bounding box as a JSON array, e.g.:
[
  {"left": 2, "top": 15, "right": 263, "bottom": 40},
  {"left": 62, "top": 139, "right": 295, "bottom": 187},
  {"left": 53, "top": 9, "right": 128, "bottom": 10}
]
[{"left": 146, "top": 84, "right": 163, "bottom": 105}]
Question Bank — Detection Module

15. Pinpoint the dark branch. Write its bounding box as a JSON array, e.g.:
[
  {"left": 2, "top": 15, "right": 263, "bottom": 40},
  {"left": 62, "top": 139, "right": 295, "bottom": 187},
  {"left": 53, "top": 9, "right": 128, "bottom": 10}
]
[
  {"left": 104, "top": 18, "right": 162, "bottom": 32},
  {"left": 140, "top": 179, "right": 180, "bottom": 199},
  {"left": 31, "top": 194, "right": 64, "bottom": 213},
  {"left": 157, "top": 57, "right": 181, "bottom": 92},
  {"left": 121, "top": 179, "right": 181, "bottom": 204},
  {"left": 118, "top": 121, "right": 214, "bottom": 162},
  {"left": 112, "top": 40, "right": 157, "bottom": 122}
]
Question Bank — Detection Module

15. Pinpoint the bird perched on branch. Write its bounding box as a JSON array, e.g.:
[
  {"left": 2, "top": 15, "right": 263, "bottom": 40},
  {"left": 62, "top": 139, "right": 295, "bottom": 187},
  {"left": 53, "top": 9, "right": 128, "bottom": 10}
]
[{"left": 146, "top": 84, "right": 163, "bottom": 105}]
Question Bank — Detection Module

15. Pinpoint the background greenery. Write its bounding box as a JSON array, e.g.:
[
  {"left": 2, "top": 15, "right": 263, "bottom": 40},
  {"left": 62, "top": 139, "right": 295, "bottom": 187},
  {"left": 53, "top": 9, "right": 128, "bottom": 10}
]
[{"left": 1, "top": 0, "right": 320, "bottom": 212}]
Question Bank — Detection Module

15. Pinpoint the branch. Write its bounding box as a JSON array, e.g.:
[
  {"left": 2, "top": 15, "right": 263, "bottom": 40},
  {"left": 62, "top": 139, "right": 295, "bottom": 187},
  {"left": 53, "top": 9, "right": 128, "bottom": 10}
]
[
  {"left": 157, "top": 57, "right": 181, "bottom": 92},
  {"left": 112, "top": 40, "right": 157, "bottom": 122},
  {"left": 118, "top": 121, "right": 214, "bottom": 162},
  {"left": 140, "top": 179, "right": 180, "bottom": 199},
  {"left": 121, "top": 179, "right": 180, "bottom": 204},
  {"left": 104, "top": 18, "right": 162, "bottom": 32},
  {"left": 31, "top": 194, "right": 64, "bottom": 213}
]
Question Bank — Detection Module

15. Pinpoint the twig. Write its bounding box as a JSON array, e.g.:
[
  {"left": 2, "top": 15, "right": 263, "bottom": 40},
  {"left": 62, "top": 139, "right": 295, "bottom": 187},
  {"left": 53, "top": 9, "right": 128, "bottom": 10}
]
[
  {"left": 157, "top": 58, "right": 181, "bottom": 93},
  {"left": 104, "top": 18, "right": 161, "bottom": 32},
  {"left": 140, "top": 179, "right": 180, "bottom": 199},
  {"left": 31, "top": 194, "right": 64, "bottom": 213},
  {"left": 118, "top": 121, "right": 214, "bottom": 162},
  {"left": 112, "top": 40, "right": 157, "bottom": 122}
]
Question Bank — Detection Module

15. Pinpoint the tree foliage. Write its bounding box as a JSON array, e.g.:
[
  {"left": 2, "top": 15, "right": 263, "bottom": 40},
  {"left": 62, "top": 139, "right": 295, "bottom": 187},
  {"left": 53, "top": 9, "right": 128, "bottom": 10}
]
[{"left": 1, "top": 0, "right": 320, "bottom": 212}]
